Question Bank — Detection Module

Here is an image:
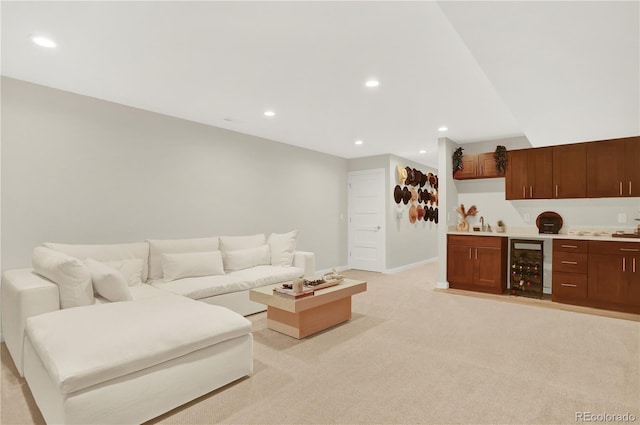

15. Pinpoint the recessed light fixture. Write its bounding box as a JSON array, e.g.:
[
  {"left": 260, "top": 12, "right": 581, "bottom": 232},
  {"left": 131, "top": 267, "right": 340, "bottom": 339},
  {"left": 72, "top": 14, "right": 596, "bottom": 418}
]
[
  {"left": 365, "top": 80, "right": 379, "bottom": 88},
  {"left": 31, "top": 36, "right": 57, "bottom": 48},
  {"left": 419, "top": 150, "right": 427, "bottom": 154},
  {"left": 264, "top": 110, "right": 275, "bottom": 117},
  {"left": 438, "top": 126, "right": 448, "bottom": 132},
  {"left": 354, "top": 140, "right": 364, "bottom": 146}
]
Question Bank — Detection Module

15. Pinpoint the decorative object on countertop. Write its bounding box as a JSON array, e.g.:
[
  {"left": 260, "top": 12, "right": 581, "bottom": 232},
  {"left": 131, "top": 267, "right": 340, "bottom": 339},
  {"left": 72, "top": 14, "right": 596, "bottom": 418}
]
[
  {"left": 536, "top": 211, "right": 563, "bottom": 234},
  {"left": 452, "top": 147, "right": 464, "bottom": 175},
  {"left": 494, "top": 145, "right": 507, "bottom": 174},
  {"left": 496, "top": 220, "right": 506, "bottom": 233},
  {"left": 456, "top": 204, "right": 478, "bottom": 231}
]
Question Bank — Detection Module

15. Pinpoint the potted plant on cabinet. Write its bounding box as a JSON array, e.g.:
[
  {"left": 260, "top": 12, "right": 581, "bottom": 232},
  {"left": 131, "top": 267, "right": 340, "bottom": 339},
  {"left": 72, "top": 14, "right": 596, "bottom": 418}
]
[
  {"left": 496, "top": 220, "right": 506, "bottom": 233},
  {"left": 494, "top": 145, "right": 507, "bottom": 174}
]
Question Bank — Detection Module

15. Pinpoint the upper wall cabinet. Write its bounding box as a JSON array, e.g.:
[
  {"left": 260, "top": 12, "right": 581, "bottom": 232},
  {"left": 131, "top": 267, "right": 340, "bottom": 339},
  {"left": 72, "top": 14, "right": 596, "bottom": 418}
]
[
  {"left": 454, "top": 152, "right": 504, "bottom": 180},
  {"left": 552, "top": 144, "right": 587, "bottom": 198},
  {"left": 587, "top": 136, "right": 640, "bottom": 198},
  {"left": 505, "top": 147, "right": 553, "bottom": 199}
]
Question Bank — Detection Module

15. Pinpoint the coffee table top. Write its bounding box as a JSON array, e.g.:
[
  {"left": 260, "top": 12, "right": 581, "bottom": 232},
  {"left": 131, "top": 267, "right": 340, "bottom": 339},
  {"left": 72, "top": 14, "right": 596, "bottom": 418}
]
[{"left": 249, "top": 278, "right": 367, "bottom": 313}]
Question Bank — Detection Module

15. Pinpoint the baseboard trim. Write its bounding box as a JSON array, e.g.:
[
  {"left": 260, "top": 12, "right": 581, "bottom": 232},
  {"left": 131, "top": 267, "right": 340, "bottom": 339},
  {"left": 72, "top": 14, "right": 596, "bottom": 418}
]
[
  {"left": 383, "top": 257, "right": 437, "bottom": 275},
  {"left": 436, "top": 280, "right": 450, "bottom": 289}
]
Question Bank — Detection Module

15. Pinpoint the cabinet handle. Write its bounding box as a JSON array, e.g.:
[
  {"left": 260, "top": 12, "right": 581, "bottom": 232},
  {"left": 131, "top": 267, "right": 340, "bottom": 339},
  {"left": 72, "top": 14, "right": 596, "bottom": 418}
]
[
  {"left": 561, "top": 245, "right": 578, "bottom": 249},
  {"left": 475, "top": 248, "right": 478, "bottom": 260},
  {"left": 530, "top": 186, "right": 533, "bottom": 198},
  {"left": 555, "top": 185, "right": 558, "bottom": 198},
  {"left": 469, "top": 248, "right": 472, "bottom": 260},
  {"left": 561, "top": 261, "right": 578, "bottom": 265},
  {"left": 620, "top": 181, "right": 623, "bottom": 196},
  {"left": 561, "top": 283, "right": 577, "bottom": 288},
  {"left": 633, "top": 258, "right": 636, "bottom": 273},
  {"left": 630, "top": 181, "right": 632, "bottom": 195},
  {"left": 523, "top": 186, "right": 526, "bottom": 198},
  {"left": 623, "top": 257, "right": 626, "bottom": 272},
  {"left": 620, "top": 248, "right": 639, "bottom": 252}
]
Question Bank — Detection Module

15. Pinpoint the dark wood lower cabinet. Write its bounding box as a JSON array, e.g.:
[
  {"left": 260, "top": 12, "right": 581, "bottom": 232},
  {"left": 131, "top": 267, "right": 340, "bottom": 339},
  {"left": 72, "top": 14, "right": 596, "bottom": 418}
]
[
  {"left": 588, "top": 241, "right": 640, "bottom": 313},
  {"left": 552, "top": 239, "right": 640, "bottom": 314},
  {"left": 447, "top": 235, "right": 507, "bottom": 294}
]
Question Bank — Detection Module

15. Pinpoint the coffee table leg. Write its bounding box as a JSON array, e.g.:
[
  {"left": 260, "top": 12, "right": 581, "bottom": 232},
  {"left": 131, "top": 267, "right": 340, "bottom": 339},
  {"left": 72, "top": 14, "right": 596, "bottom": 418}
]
[{"left": 267, "top": 297, "right": 352, "bottom": 339}]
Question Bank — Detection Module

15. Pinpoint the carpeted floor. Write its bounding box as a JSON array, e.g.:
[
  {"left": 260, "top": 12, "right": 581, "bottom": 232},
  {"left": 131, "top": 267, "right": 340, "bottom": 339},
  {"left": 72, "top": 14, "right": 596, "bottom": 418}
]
[{"left": 2, "top": 263, "right": 639, "bottom": 424}]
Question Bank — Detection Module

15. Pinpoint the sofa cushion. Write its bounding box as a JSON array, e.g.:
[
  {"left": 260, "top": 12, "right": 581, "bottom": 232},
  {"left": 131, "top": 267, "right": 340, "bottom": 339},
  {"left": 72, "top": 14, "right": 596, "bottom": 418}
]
[
  {"left": 146, "top": 237, "right": 220, "bottom": 281},
  {"left": 229, "top": 265, "right": 304, "bottom": 288},
  {"left": 219, "top": 234, "right": 265, "bottom": 252},
  {"left": 32, "top": 247, "right": 94, "bottom": 309},
  {"left": 25, "top": 295, "right": 252, "bottom": 395},
  {"left": 43, "top": 242, "right": 150, "bottom": 282},
  {"left": 85, "top": 259, "right": 133, "bottom": 302},
  {"left": 222, "top": 245, "right": 270, "bottom": 272},
  {"left": 150, "top": 275, "right": 251, "bottom": 300},
  {"left": 102, "top": 258, "right": 144, "bottom": 286},
  {"left": 161, "top": 251, "right": 225, "bottom": 282},
  {"left": 267, "top": 230, "right": 298, "bottom": 267},
  {"left": 129, "top": 283, "right": 170, "bottom": 300}
]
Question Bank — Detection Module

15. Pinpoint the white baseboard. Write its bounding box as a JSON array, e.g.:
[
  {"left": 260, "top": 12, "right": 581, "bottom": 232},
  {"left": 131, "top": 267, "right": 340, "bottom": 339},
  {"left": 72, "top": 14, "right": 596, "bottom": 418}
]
[
  {"left": 383, "top": 257, "right": 438, "bottom": 274},
  {"left": 436, "top": 280, "right": 450, "bottom": 289}
]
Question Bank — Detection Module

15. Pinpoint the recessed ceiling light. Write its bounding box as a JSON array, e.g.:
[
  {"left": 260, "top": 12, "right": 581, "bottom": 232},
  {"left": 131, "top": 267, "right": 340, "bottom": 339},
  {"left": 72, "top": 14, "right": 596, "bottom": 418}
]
[
  {"left": 438, "top": 126, "right": 448, "bottom": 132},
  {"left": 264, "top": 110, "right": 275, "bottom": 117},
  {"left": 419, "top": 150, "right": 427, "bottom": 154},
  {"left": 355, "top": 140, "right": 364, "bottom": 146},
  {"left": 365, "top": 80, "right": 379, "bottom": 88},
  {"left": 31, "top": 36, "right": 57, "bottom": 48}
]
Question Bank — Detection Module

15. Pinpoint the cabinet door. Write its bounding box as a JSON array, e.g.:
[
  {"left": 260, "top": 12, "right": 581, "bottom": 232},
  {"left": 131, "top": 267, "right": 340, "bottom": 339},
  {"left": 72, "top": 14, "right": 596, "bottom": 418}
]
[
  {"left": 454, "top": 155, "right": 478, "bottom": 179},
  {"left": 625, "top": 138, "right": 640, "bottom": 197},
  {"left": 505, "top": 150, "right": 528, "bottom": 199},
  {"left": 629, "top": 255, "right": 640, "bottom": 307},
  {"left": 588, "top": 253, "right": 627, "bottom": 304},
  {"left": 553, "top": 144, "right": 587, "bottom": 198},
  {"left": 474, "top": 247, "right": 504, "bottom": 292},
  {"left": 528, "top": 147, "right": 553, "bottom": 199},
  {"left": 587, "top": 139, "right": 625, "bottom": 197},
  {"left": 447, "top": 245, "right": 474, "bottom": 285},
  {"left": 478, "top": 152, "right": 501, "bottom": 178}
]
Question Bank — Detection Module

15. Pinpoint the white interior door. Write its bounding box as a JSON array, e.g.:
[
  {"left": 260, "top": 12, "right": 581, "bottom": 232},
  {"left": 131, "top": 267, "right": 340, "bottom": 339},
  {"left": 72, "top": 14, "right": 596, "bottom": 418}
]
[{"left": 348, "top": 169, "right": 386, "bottom": 271}]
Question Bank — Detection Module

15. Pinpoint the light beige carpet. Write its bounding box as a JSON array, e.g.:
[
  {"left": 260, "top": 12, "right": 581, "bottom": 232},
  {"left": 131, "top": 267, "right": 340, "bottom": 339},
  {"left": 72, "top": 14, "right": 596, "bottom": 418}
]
[{"left": 2, "top": 263, "right": 639, "bottom": 424}]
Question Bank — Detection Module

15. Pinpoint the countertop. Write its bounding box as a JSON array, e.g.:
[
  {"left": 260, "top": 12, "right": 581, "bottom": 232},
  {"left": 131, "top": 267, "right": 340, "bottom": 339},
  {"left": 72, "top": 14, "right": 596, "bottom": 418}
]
[{"left": 447, "top": 228, "right": 640, "bottom": 243}]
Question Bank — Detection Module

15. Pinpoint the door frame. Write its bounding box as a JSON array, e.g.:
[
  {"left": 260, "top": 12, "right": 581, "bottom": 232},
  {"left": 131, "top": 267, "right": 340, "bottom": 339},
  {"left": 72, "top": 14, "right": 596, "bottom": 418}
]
[{"left": 347, "top": 168, "right": 386, "bottom": 272}]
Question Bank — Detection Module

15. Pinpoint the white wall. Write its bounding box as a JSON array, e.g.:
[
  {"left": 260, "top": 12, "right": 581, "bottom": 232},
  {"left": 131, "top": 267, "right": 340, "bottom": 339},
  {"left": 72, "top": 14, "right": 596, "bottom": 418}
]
[{"left": 1, "top": 77, "right": 348, "bottom": 272}]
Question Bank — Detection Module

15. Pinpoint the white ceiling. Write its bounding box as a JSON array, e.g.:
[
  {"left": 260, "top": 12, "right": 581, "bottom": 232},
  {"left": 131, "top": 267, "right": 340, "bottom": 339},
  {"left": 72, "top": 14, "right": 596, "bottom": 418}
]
[{"left": 2, "top": 1, "right": 638, "bottom": 168}]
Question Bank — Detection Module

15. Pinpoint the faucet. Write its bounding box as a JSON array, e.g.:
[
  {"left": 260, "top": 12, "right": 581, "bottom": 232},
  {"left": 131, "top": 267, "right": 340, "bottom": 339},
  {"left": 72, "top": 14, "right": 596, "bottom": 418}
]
[{"left": 480, "top": 216, "right": 485, "bottom": 231}]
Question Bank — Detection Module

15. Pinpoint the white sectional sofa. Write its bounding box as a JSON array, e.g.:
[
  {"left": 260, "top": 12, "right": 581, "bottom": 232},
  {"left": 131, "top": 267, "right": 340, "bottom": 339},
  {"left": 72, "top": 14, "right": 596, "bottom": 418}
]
[{"left": 1, "top": 231, "right": 315, "bottom": 424}]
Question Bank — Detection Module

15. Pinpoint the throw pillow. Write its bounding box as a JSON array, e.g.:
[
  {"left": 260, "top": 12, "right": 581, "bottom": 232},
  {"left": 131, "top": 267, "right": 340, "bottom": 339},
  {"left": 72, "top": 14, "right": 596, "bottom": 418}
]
[
  {"left": 146, "top": 237, "right": 220, "bottom": 281},
  {"left": 219, "top": 234, "right": 266, "bottom": 252},
  {"left": 222, "top": 245, "right": 271, "bottom": 272},
  {"left": 85, "top": 258, "right": 133, "bottom": 302},
  {"left": 42, "top": 241, "right": 150, "bottom": 282},
  {"left": 32, "top": 247, "right": 94, "bottom": 309},
  {"left": 103, "top": 258, "right": 144, "bottom": 286},
  {"left": 267, "top": 230, "right": 298, "bottom": 267},
  {"left": 161, "top": 250, "right": 225, "bottom": 282}
]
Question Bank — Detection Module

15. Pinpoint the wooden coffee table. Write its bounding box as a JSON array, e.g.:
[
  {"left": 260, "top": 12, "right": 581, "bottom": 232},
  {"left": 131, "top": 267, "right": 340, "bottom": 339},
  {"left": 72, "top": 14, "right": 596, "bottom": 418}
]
[{"left": 249, "top": 279, "right": 367, "bottom": 339}]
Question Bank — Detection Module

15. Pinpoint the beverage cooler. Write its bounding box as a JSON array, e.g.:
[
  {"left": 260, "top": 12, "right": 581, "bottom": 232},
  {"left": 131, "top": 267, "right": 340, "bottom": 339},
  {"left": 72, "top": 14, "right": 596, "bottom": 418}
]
[{"left": 509, "top": 239, "right": 544, "bottom": 298}]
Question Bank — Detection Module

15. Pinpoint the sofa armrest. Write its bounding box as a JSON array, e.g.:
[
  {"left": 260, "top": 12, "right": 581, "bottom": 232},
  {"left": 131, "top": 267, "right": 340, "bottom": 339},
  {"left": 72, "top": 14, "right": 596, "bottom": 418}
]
[
  {"left": 1, "top": 268, "right": 60, "bottom": 376},
  {"left": 293, "top": 251, "right": 315, "bottom": 278}
]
